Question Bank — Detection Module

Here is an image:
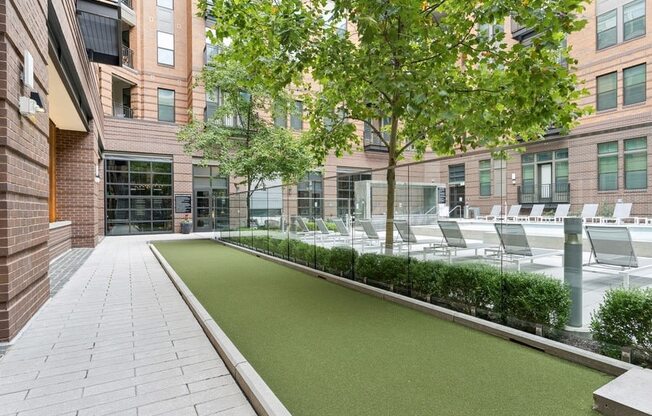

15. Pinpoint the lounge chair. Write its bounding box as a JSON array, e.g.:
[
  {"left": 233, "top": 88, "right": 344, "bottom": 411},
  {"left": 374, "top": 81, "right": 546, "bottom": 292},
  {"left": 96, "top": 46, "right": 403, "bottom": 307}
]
[
  {"left": 579, "top": 204, "right": 601, "bottom": 223},
  {"left": 498, "top": 205, "right": 521, "bottom": 222},
  {"left": 315, "top": 218, "right": 349, "bottom": 242},
  {"left": 493, "top": 223, "right": 562, "bottom": 271},
  {"left": 585, "top": 226, "right": 652, "bottom": 288},
  {"left": 601, "top": 202, "right": 646, "bottom": 225},
  {"left": 437, "top": 220, "right": 498, "bottom": 263},
  {"left": 332, "top": 218, "right": 351, "bottom": 236},
  {"left": 518, "top": 204, "right": 544, "bottom": 222},
  {"left": 393, "top": 220, "right": 443, "bottom": 254},
  {"left": 540, "top": 204, "right": 570, "bottom": 222},
  {"left": 477, "top": 205, "right": 501, "bottom": 221}
]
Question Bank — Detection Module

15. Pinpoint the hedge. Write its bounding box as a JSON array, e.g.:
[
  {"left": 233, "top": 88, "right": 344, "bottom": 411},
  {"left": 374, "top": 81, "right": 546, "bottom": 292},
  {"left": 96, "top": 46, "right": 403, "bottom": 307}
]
[
  {"left": 222, "top": 236, "right": 572, "bottom": 329},
  {"left": 591, "top": 288, "right": 652, "bottom": 357}
]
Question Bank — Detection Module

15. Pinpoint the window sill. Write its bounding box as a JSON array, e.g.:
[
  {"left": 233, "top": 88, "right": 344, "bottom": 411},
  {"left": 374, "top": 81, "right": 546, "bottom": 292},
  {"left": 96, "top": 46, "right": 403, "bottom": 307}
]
[
  {"left": 622, "top": 101, "right": 646, "bottom": 109},
  {"left": 596, "top": 108, "right": 617, "bottom": 114},
  {"left": 596, "top": 33, "right": 646, "bottom": 52},
  {"left": 624, "top": 188, "right": 649, "bottom": 193}
]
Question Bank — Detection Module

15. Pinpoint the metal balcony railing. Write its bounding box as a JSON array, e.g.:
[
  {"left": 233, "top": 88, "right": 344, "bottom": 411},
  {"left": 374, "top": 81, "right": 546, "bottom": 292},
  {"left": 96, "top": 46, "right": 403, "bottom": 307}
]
[
  {"left": 113, "top": 103, "right": 133, "bottom": 119},
  {"left": 121, "top": 0, "right": 133, "bottom": 9},
  {"left": 121, "top": 45, "right": 134, "bottom": 69},
  {"left": 517, "top": 182, "right": 570, "bottom": 204}
]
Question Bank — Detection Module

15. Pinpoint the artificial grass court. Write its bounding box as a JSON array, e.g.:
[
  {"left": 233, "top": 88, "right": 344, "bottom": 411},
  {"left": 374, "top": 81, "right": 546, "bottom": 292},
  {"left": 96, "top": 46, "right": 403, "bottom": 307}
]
[{"left": 154, "top": 240, "right": 611, "bottom": 416}]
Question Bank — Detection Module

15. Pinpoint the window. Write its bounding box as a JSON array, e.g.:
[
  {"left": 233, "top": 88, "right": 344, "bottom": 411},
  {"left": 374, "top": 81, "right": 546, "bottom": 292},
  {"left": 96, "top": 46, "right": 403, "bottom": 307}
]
[
  {"left": 479, "top": 160, "right": 491, "bottom": 196},
  {"left": 273, "top": 102, "right": 287, "bottom": 128},
  {"left": 291, "top": 100, "right": 303, "bottom": 131},
  {"left": 297, "top": 172, "right": 323, "bottom": 217},
  {"left": 597, "top": 72, "right": 617, "bottom": 111},
  {"left": 623, "top": 63, "right": 646, "bottom": 105},
  {"left": 448, "top": 164, "right": 465, "bottom": 184},
  {"left": 624, "top": 0, "right": 646, "bottom": 41},
  {"left": 598, "top": 141, "right": 619, "bottom": 191},
  {"left": 624, "top": 137, "right": 647, "bottom": 189},
  {"left": 157, "top": 0, "right": 173, "bottom": 9},
  {"left": 597, "top": 9, "right": 617, "bottom": 49},
  {"left": 157, "top": 31, "right": 174, "bottom": 66},
  {"left": 205, "top": 90, "right": 218, "bottom": 121},
  {"left": 158, "top": 89, "right": 175, "bottom": 122},
  {"left": 336, "top": 168, "right": 371, "bottom": 217}
]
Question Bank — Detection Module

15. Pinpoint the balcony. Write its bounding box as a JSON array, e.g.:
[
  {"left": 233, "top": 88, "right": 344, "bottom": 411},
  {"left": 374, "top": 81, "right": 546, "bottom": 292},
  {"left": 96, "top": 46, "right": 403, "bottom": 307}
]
[
  {"left": 121, "top": 0, "right": 136, "bottom": 26},
  {"left": 363, "top": 131, "right": 388, "bottom": 153},
  {"left": 113, "top": 103, "right": 133, "bottom": 119},
  {"left": 510, "top": 19, "right": 536, "bottom": 42},
  {"left": 121, "top": 45, "right": 134, "bottom": 69},
  {"left": 517, "top": 182, "right": 570, "bottom": 204}
]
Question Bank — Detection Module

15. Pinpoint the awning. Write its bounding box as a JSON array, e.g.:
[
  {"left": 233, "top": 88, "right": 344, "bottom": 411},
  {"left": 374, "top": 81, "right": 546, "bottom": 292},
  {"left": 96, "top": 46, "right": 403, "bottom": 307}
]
[{"left": 76, "top": 0, "right": 121, "bottom": 66}]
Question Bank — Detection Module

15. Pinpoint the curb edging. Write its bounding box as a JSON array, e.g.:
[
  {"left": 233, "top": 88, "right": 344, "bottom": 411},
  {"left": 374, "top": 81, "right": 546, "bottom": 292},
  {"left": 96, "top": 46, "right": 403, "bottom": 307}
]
[
  {"left": 149, "top": 243, "right": 292, "bottom": 416},
  {"left": 218, "top": 239, "right": 634, "bottom": 377}
]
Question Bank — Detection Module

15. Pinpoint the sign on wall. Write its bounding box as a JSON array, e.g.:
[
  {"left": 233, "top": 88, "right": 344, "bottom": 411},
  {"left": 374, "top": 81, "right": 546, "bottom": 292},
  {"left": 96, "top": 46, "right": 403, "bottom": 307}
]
[
  {"left": 175, "top": 194, "right": 192, "bottom": 214},
  {"left": 438, "top": 187, "right": 447, "bottom": 205}
]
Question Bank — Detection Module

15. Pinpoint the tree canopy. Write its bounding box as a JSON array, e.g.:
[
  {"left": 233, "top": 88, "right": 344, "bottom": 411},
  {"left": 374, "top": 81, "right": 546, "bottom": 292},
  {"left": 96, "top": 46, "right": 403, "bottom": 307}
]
[{"left": 199, "top": 0, "right": 589, "bottom": 247}]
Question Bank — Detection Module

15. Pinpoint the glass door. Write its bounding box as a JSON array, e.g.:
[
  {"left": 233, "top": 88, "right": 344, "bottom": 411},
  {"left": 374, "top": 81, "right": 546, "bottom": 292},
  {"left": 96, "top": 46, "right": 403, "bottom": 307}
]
[
  {"left": 194, "top": 189, "right": 212, "bottom": 232},
  {"left": 539, "top": 163, "right": 553, "bottom": 200}
]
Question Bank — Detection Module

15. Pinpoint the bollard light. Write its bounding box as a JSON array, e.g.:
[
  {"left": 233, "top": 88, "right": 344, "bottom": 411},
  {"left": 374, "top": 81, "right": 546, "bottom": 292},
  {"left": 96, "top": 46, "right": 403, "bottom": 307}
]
[{"left": 564, "top": 217, "right": 583, "bottom": 328}]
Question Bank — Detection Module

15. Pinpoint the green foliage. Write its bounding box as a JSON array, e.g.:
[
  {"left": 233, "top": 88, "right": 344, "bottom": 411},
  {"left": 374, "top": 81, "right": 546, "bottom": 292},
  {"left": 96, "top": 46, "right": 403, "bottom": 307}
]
[
  {"left": 327, "top": 247, "right": 358, "bottom": 276},
  {"left": 225, "top": 238, "right": 571, "bottom": 329},
  {"left": 591, "top": 289, "right": 652, "bottom": 355},
  {"left": 202, "top": 0, "right": 590, "bottom": 249}
]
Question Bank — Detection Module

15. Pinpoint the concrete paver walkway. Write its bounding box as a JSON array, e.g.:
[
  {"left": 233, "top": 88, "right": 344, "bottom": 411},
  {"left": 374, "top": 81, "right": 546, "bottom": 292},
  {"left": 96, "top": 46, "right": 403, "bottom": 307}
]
[{"left": 0, "top": 234, "right": 255, "bottom": 416}]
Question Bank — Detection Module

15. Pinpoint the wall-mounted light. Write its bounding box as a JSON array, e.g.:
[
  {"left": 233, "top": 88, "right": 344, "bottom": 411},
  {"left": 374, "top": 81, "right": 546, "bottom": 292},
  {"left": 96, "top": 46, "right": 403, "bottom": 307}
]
[
  {"left": 23, "top": 50, "right": 34, "bottom": 89},
  {"left": 511, "top": 172, "right": 516, "bottom": 185}
]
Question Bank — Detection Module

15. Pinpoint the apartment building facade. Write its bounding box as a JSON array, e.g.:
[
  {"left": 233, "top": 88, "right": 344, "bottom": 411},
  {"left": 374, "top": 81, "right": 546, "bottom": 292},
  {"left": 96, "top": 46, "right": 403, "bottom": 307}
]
[{"left": 444, "top": 0, "right": 652, "bottom": 218}]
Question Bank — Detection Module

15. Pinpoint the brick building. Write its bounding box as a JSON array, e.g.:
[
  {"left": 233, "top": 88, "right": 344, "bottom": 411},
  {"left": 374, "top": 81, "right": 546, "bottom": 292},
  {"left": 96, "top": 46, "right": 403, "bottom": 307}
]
[{"left": 0, "top": 0, "right": 650, "bottom": 340}]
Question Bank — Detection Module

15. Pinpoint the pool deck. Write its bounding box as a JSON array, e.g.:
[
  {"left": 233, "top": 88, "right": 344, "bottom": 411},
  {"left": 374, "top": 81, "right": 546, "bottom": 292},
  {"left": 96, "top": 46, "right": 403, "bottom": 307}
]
[{"left": 0, "top": 234, "right": 254, "bottom": 416}]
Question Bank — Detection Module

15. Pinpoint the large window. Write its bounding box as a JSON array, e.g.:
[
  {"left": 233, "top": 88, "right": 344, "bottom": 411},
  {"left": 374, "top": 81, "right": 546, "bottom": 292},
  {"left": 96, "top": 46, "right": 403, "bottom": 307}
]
[
  {"left": 597, "top": 72, "right": 617, "bottom": 111},
  {"left": 105, "top": 158, "right": 173, "bottom": 235},
  {"left": 157, "top": 0, "right": 174, "bottom": 66},
  {"left": 448, "top": 164, "right": 465, "bottom": 184},
  {"left": 598, "top": 141, "right": 619, "bottom": 191},
  {"left": 297, "top": 172, "right": 323, "bottom": 217},
  {"left": 624, "top": 137, "right": 647, "bottom": 189},
  {"left": 597, "top": 9, "right": 618, "bottom": 49},
  {"left": 273, "top": 102, "right": 287, "bottom": 128},
  {"left": 291, "top": 100, "right": 303, "bottom": 131},
  {"left": 479, "top": 160, "right": 491, "bottom": 196},
  {"left": 623, "top": 63, "right": 646, "bottom": 105},
  {"left": 158, "top": 89, "right": 175, "bottom": 122},
  {"left": 337, "top": 168, "right": 371, "bottom": 217},
  {"left": 624, "top": 0, "right": 646, "bottom": 40}
]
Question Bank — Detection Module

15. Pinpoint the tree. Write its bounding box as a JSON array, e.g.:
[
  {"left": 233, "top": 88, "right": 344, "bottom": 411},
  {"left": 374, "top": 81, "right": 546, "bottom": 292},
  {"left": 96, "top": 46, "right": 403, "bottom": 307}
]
[
  {"left": 201, "top": 0, "right": 589, "bottom": 250},
  {"left": 178, "top": 60, "right": 315, "bottom": 228}
]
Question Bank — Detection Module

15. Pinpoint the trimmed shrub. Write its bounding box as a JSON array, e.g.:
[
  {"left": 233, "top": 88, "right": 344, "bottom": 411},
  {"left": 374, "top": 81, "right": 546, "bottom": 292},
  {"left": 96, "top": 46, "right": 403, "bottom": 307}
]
[
  {"left": 591, "top": 288, "right": 652, "bottom": 356},
  {"left": 354, "top": 254, "right": 408, "bottom": 286},
  {"left": 326, "top": 247, "right": 358, "bottom": 277},
  {"left": 439, "top": 263, "right": 500, "bottom": 310},
  {"left": 410, "top": 260, "right": 447, "bottom": 296},
  {"left": 355, "top": 253, "right": 381, "bottom": 282},
  {"left": 497, "top": 272, "right": 571, "bottom": 329}
]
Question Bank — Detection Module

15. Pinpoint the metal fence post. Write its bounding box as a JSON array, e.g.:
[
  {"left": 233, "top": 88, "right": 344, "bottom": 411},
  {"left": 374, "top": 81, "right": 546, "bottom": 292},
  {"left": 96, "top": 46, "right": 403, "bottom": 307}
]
[{"left": 564, "top": 217, "right": 583, "bottom": 328}]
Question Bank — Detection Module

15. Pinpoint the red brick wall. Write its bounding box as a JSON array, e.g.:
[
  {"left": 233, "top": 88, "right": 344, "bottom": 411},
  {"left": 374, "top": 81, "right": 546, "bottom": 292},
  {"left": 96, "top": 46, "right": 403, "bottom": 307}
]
[
  {"left": 0, "top": 0, "right": 50, "bottom": 341},
  {"left": 55, "top": 127, "right": 103, "bottom": 247},
  {"left": 48, "top": 222, "right": 72, "bottom": 262}
]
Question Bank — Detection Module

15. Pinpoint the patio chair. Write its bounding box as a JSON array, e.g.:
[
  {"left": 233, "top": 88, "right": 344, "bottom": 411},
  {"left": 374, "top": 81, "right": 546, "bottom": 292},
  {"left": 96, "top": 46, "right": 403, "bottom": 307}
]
[
  {"left": 498, "top": 205, "right": 521, "bottom": 221},
  {"left": 437, "top": 220, "right": 498, "bottom": 263},
  {"left": 585, "top": 226, "right": 652, "bottom": 288},
  {"left": 601, "top": 202, "right": 646, "bottom": 225},
  {"left": 579, "top": 204, "right": 601, "bottom": 223},
  {"left": 332, "top": 218, "right": 351, "bottom": 236},
  {"left": 540, "top": 204, "right": 571, "bottom": 222},
  {"left": 493, "top": 223, "right": 562, "bottom": 271},
  {"left": 393, "top": 220, "right": 443, "bottom": 255},
  {"left": 477, "top": 205, "right": 501, "bottom": 221},
  {"left": 518, "top": 204, "right": 544, "bottom": 222}
]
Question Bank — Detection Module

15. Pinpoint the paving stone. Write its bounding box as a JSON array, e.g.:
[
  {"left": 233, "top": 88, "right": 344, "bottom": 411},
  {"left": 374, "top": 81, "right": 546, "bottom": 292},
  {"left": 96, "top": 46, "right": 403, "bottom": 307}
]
[{"left": 0, "top": 235, "right": 254, "bottom": 416}]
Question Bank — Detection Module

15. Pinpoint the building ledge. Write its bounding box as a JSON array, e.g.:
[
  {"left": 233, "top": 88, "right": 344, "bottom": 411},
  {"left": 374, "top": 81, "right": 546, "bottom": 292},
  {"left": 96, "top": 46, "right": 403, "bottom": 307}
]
[{"left": 49, "top": 221, "right": 72, "bottom": 230}]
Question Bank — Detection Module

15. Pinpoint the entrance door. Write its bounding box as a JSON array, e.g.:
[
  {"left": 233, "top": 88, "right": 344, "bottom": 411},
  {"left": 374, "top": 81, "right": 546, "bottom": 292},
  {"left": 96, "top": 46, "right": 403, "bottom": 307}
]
[
  {"left": 539, "top": 163, "right": 552, "bottom": 200},
  {"left": 194, "top": 189, "right": 212, "bottom": 232},
  {"left": 212, "top": 188, "right": 229, "bottom": 230},
  {"left": 449, "top": 185, "right": 465, "bottom": 218}
]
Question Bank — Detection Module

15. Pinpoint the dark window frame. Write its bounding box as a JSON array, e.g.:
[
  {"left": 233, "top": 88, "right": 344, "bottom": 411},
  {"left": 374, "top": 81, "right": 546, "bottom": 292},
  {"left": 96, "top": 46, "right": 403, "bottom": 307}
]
[
  {"left": 597, "top": 71, "right": 618, "bottom": 111},
  {"left": 597, "top": 141, "right": 619, "bottom": 191},
  {"left": 623, "top": 63, "right": 647, "bottom": 106},
  {"left": 596, "top": 8, "right": 618, "bottom": 50},
  {"left": 157, "top": 88, "right": 175, "bottom": 123}
]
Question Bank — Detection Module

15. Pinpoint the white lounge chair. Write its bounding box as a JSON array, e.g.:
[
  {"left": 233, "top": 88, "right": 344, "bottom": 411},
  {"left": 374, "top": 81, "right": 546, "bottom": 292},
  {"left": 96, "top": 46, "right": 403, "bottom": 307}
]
[
  {"left": 518, "top": 204, "right": 544, "bottom": 222},
  {"left": 437, "top": 220, "right": 498, "bottom": 263},
  {"left": 579, "top": 204, "right": 601, "bottom": 223},
  {"left": 492, "top": 223, "right": 562, "bottom": 271},
  {"left": 585, "top": 226, "right": 652, "bottom": 288},
  {"left": 477, "top": 205, "right": 501, "bottom": 221},
  {"left": 498, "top": 205, "right": 521, "bottom": 222},
  {"left": 332, "top": 218, "right": 351, "bottom": 236},
  {"left": 315, "top": 218, "right": 349, "bottom": 242},
  {"left": 540, "top": 204, "right": 570, "bottom": 222},
  {"left": 601, "top": 203, "right": 646, "bottom": 225},
  {"left": 393, "top": 220, "right": 442, "bottom": 254}
]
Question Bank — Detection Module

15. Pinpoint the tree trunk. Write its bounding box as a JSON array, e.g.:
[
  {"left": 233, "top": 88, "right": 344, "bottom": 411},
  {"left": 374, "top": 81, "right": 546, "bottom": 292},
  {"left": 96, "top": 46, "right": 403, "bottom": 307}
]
[{"left": 384, "top": 157, "right": 396, "bottom": 255}]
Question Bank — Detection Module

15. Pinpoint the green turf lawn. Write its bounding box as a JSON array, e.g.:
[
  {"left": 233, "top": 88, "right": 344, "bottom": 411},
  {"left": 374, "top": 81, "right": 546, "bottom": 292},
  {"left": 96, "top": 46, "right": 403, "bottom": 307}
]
[{"left": 154, "top": 240, "right": 611, "bottom": 416}]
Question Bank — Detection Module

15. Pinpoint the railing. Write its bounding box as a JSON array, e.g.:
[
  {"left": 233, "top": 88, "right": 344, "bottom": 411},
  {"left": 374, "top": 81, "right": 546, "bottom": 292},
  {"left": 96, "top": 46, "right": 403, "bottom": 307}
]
[
  {"left": 113, "top": 103, "right": 133, "bottom": 119},
  {"left": 121, "top": 0, "right": 133, "bottom": 9},
  {"left": 517, "top": 182, "right": 570, "bottom": 204},
  {"left": 510, "top": 18, "right": 536, "bottom": 41},
  {"left": 121, "top": 45, "right": 134, "bottom": 69}
]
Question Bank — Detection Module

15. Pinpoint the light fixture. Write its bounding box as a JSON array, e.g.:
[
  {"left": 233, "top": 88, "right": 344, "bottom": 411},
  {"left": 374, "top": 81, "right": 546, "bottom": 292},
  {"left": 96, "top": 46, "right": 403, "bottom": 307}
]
[{"left": 30, "top": 92, "right": 45, "bottom": 113}]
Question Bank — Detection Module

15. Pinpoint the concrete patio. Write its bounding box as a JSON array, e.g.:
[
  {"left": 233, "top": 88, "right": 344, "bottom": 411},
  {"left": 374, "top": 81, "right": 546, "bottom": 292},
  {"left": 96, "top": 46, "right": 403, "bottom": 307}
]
[{"left": 0, "top": 234, "right": 254, "bottom": 416}]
